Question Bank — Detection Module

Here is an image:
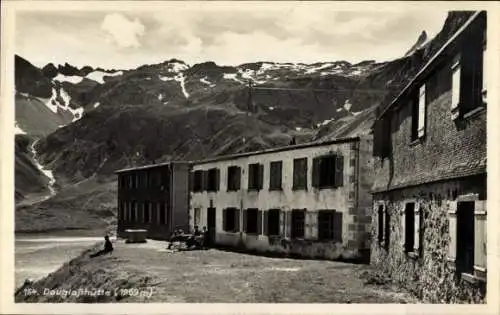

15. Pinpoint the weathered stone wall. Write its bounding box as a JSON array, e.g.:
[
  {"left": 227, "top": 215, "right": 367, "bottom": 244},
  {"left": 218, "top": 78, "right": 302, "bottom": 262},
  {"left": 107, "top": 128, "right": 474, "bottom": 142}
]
[
  {"left": 371, "top": 175, "right": 486, "bottom": 303},
  {"left": 372, "top": 57, "right": 486, "bottom": 192}
]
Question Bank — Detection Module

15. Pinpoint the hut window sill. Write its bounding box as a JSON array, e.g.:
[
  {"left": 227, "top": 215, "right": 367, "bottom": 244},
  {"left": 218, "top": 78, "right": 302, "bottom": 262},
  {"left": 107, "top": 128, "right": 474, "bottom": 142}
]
[{"left": 461, "top": 272, "right": 486, "bottom": 284}]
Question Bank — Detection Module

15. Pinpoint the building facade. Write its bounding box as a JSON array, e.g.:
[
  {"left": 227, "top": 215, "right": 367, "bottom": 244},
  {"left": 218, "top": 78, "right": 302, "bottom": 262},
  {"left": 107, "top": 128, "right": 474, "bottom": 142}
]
[
  {"left": 115, "top": 162, "right": 191, "bottom": 240},
  {"left": 189, "top": 136, "right": 373, "bottom": 261},
  {"left": 371, "top": 12, "right": 487, "bottom": 302}
]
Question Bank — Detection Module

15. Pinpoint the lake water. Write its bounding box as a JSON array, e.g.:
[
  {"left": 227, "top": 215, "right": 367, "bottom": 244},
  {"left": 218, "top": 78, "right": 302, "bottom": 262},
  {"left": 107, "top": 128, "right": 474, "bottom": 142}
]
[{"left": 15, "top": 233, "right": 111, "bottom": 288}]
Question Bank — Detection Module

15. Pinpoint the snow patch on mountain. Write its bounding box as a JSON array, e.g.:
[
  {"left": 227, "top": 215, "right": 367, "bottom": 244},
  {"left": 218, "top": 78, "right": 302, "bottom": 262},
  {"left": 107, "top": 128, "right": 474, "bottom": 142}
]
[
  {"left": 166, "top": 61, "right": 189, "bottom": 73},
  {"left": 343, "top": 99, "right": 352, "bottom": 112},
  {"left": 200, "top": 77, "right": 216, "bottom": 87},
  {"left": 174, "top": 73, "right": 189, "bottom": 98},
  {"left": 56, "top": 88, "right": 84, "bottom": 122},
  {"left": 86, "top": 70, "right": 123, "bottom": 84},
  {"left": 93, "top": 102, "right": 100, "bottom": 108},
  {"left": 54, "top": 73, "right": 84, "bottom": 84},
  {"left": 158, "top": 94, "right": 164, "bottom": 101},
  {"left": 15, "top": 122, "right": 27, "bottom": 135},
  {"left": 352, "top": 111, "right": 363, "bottom": 116},
  {"left": 42, "top": 88, "right": 59, "bottom": 113},
  {"left": 223, "top": 73, "right": 244, "bottom": 84},
  {"left": 316, "top": 118, "right": 334, "bottom": 128},
  {"left": 30, "top": 140, "right": 56, "bottom": 196}
]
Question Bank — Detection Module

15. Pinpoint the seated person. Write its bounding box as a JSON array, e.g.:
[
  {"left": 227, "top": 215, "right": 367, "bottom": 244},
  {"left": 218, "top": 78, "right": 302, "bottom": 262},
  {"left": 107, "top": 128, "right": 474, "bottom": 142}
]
[{"left": 90, "top": 235, "right": 113, "bottom": 258}]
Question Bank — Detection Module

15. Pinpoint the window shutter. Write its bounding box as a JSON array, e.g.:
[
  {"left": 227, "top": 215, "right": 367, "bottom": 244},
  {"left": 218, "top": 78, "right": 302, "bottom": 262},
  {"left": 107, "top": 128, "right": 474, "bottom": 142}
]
[
  {"left": 400, "top": 208, "right": 406, "bottom": 248},
  {"left": 333, "top": 211, "right": 343, "bottom": 242},
  {"left": 279, "top": 211, "right": 285, "bottom": 237},
  {"left": 234, "top": 209, "right": 240, "bottom": 232},
  {"left": 257, "top": 211, "right": 262, "bottom": 235},
  {"left": 312, "top": 157, "right": 320, "bottom": 188},
  {"left": 451, "top": 55, "right": 461, "bottom": 114},
  {"left": 310, "top": 211, "right": 318, "bottom": 239},
  {"left": 236, "top": 167, "right": 241, "bottom": 190},
  {"left": 202, "top": 170, "right": 208, "bottom": 191},
  {"left": 334, "top": 155, "right": 344, "bottom": 187},
  {"left": 216, "top": 169, "right": 220, "bottom": 191},
  {"left": 418, "top": 85, "right": 426, "bottom": 138},
  {"left": 414, "top": 205, "right": 421, "bottom": 253},
  {"left": 248, "top": 165, "right": 254, "bottom": 189},
  {"left": 243, "top": 209, "right": 248, "bottom": 232},
  {"left": 305, "top": 212, "right": 312, "bottom": 239},
  {"left": 189, "top": 172, "right": 194, "bottom": 192},
  {"left": 263, "top": 211, "right": 269, "bottom": 236},
  {"left": 474, "top": 201, "right": 487, "bottom": 271},
  {"left": 258, "top": 164, "right": 264, "bottom": 190},
  {"left": 482, "top": 30, "right": 487, "bottom": 105},
  {"left": 286, "top": 211, "right": 292, "bottom": 238}
]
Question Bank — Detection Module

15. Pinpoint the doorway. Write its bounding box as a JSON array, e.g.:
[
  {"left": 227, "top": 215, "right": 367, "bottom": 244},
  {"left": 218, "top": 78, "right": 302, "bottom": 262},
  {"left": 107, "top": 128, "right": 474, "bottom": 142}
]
[{"left": 207, "top": 207, "right": 216, "bottom": 244}]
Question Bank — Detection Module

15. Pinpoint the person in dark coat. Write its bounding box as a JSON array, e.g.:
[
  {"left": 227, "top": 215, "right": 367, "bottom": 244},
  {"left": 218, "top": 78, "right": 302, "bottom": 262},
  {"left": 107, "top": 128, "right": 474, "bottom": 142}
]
[
  {"left": 202, "top": 226, "right": 210, "bottom": 249},
  {"left": 90, "top": 235, "right": 113, "bottom": 258}
]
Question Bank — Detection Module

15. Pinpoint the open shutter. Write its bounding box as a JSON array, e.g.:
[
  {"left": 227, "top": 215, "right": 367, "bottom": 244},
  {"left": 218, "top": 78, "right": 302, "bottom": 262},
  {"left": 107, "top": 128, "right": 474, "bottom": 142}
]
[
  {"left": 243, "top": 209, "right": 248, "bottom": 232},
  {"left": 414, "top": 204, "right": 421, "bottom": 254},
  {"left": 216, "top": 169, "right": 220, "bottom": 191},
  {"left": 451, "top": 54, "right": 461, "bottom": 113},
  {"left": 257, "top": 211, "right": 262, "bottom": 235},
  {"left": 263, "top": 211, "right": 269, "bottom": 236},
  {"left": 334, "top": 155, "right": 344, "bottom": 187},
  {"left": 482, "top": 29, "right": 487, "bottom": 105},
  {"left": 400, "top": 207, "right": 406, "bottom": 248},
  {"left": 234, "top": 209, "right": 240, "bottom": 232},
  {"left": 474, "top": 201, "right": 487, "bottom": 272},
  {"left": 286, "top": 211, "right": 292, "bottom": 238},
  {"left": 417, "top": 85, "right": 426, "bottom": 138},
  {"left": 258, "top": 164, "right": 264, "bottom": 190},
  {"left": 310, "top": 211, "right": 318, "bottom": 239},
  {"left": 305, "top": 212, "right": 312, "bottom": 239},
  {"left": 279, "top": 211, "right": 285, "bottom": 236},
  {"left": 312, "top": 157, "right": 320, "bottom": 188},
  {"left": 202, "top": 170, "right": 209, "bottom": 191}
]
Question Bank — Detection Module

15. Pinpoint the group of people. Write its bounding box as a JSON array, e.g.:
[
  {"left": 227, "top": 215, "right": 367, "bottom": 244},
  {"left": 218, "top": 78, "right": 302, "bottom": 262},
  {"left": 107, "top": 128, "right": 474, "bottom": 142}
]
[{"left": 168, "top": 225, "right": 210, "bottom": 250}]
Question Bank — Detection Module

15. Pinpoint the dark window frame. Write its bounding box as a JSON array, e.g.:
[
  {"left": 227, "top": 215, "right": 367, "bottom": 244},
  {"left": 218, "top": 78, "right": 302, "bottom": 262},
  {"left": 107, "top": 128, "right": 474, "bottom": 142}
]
[
  {"left": 206, "top": 168, "right": 220, "bottom": 192},
  {"left": 248, "top": 163, "right": 263, "bottom": 191},
  {"left": 223, "top": 208, "right": 240, "bottom": 233},
  {"left": 456, "top": 201, "right": 475, "bottom": 275},
  {"left": 269, "top": 161, "right": 283, "bottom": 191},
  {"left": 244, "top": 208, "right": 259, "bottom": 234},
  {"left": 192, "top": 170, "right": 203, "bottom": 192},
  {"left": 266, "top": 209, "right": 280, "bottom": 236},
  {"left": 318, "top": 210, "right": 343, "bottom": 242},
  {"left": 291, "top": 209, "right": 306, "bottom": 239},
  {"left": 227, "top": 166, "right": 241, "bottom": 192},
  {"left": 292, "top": 158, "right": 308, "bottom": 191}
]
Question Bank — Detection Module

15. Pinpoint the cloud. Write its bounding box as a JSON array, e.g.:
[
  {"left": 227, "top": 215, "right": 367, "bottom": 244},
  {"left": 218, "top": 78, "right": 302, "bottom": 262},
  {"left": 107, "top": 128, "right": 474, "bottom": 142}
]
[{"left": 100, "top": 13, "right": 145, "bottom": 48}]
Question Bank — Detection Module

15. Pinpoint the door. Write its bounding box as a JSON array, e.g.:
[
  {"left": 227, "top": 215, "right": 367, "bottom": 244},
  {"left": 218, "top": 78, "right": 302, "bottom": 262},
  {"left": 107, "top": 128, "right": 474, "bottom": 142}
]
[{"left": 207, "top": 207, "right": 216, "bottom": 244}]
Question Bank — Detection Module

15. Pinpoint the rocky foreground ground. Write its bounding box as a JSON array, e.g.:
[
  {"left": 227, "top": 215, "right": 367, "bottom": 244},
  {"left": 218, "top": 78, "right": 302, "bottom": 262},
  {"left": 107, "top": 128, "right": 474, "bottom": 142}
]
[{"left": 16, "top": 239, "right": 416, "bottom": 303}]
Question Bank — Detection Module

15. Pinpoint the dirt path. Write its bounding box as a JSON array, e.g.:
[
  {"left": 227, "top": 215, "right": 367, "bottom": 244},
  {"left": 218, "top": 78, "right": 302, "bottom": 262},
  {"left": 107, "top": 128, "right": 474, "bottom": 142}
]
[{"left": 16, "top": 239, "right": 416, "bottom": 303}]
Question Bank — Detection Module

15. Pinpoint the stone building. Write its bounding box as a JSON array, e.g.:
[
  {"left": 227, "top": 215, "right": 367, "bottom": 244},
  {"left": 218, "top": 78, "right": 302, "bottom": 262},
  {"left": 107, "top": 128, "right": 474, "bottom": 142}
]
[
  {"left": 189, "top": 135, "right": 373, "bottom": 261},
  {"left": 115, "top": 162, "right": 191, "bottom": 239},
  {"left": 371, "top": 11, "right": 487, "bottom": 302}
]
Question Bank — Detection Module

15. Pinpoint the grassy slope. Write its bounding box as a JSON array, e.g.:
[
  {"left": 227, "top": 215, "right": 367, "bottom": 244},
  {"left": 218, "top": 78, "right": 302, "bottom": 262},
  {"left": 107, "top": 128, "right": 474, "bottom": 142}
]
[{"left": 15, "top": 241, "right": 415, "bottom": 303}]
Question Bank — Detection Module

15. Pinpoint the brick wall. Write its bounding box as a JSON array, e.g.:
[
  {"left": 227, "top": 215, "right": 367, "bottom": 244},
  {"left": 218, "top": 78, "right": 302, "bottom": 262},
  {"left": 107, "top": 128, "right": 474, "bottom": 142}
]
[
  {"left": 372, "top": 58, "right": 486, "bottom": 192},
  {"left": 371, "top": 175, "right": 486, "bottom": 303}
]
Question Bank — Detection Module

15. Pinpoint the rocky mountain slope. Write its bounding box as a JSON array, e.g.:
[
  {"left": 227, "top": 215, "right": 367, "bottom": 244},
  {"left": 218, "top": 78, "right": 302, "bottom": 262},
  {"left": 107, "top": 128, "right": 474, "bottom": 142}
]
[{"left": 14, "top": 11, "right": 476, "bottom": 232}]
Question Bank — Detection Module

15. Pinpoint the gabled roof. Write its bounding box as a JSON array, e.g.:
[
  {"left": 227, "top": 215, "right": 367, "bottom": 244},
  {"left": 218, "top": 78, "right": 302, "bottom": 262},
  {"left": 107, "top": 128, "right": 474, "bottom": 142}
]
[{"left": 376, "top": 11, "right": 483, "bottom": 120}]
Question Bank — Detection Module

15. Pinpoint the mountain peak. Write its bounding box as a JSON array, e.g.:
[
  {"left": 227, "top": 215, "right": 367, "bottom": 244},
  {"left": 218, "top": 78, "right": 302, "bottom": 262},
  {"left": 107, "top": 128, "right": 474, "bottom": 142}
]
[{"left": 404, "top": 30, "right": 429, "bottom": 57}]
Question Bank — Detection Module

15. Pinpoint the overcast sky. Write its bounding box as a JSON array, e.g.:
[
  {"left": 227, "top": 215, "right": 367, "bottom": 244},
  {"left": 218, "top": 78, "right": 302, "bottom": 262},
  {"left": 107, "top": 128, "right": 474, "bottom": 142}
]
[{"left": 15, "top": 4, "right": 449, "bottom": 70}]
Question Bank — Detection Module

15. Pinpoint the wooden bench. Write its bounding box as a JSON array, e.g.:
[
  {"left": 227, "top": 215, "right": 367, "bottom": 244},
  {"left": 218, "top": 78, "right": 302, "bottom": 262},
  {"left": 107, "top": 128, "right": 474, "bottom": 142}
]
[{"left": 124, "top": 229, "right": 148, "bottom": 243}]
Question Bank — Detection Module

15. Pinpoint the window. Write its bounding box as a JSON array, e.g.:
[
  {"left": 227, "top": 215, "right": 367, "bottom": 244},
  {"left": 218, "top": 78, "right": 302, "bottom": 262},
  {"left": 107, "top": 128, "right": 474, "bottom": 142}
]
[
  {"left": 451, "top": 30, "right": 485, "bottom": 119},
  {"left": 318, "top": 210, "right": 342, "bottom": 242},
  {"left": 193, "top": 170, "right": 203, "bottom": 192},
  {"left": 411, "top": 85, "right": 426, "bottom": 141},
  {"left": 159, "top": 203, "right": 166, "bottom": 225},
  {"left": 244, "top": 208, "right": 260, "bottom": 234},
  {"left": 206, "top": 168, "right": 220, "bottom": 192},
  {"left": 384, "top": 209, "right": 391, "bottom": 250},
  {"left": 248, "top": 163, "right": 264, "bottom": 190},
  {"left": 144, "top": 202, "right": 150, "bottom": 223},
  {"left": 269, "top": 161, "right": 283, "bottom": 190},
  {"left": 291, "top": 209, "right": 305, "bottom": 239},
  {"left": 292, "top": 158, "right": 308, "bottom": 190},
  {"left": 312, "top": 155, "right": 344, "bottom": 189},
  {"left": 130, "top": 201, "right": 136, "bottom": 222},
  {"left": 223, "top": 208, "right": 240, "bottom": 232},
  {"left": 194, "top": 208, "right": 201, "bottom": 227},
  {"left": 457, "top": 201, "right": 475, "bottom": 274},
  {"left": 265, "top": 209, "right": 280, "bottom": 236},
  {"left": 404, "top": 203, "right": 415, "bottom": 253},
  {"left": 227, "top": 166, "right": 241, "bottom": 191},
  {"left": 378, "top": 205, "right": 384, "bottom": 244}
]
